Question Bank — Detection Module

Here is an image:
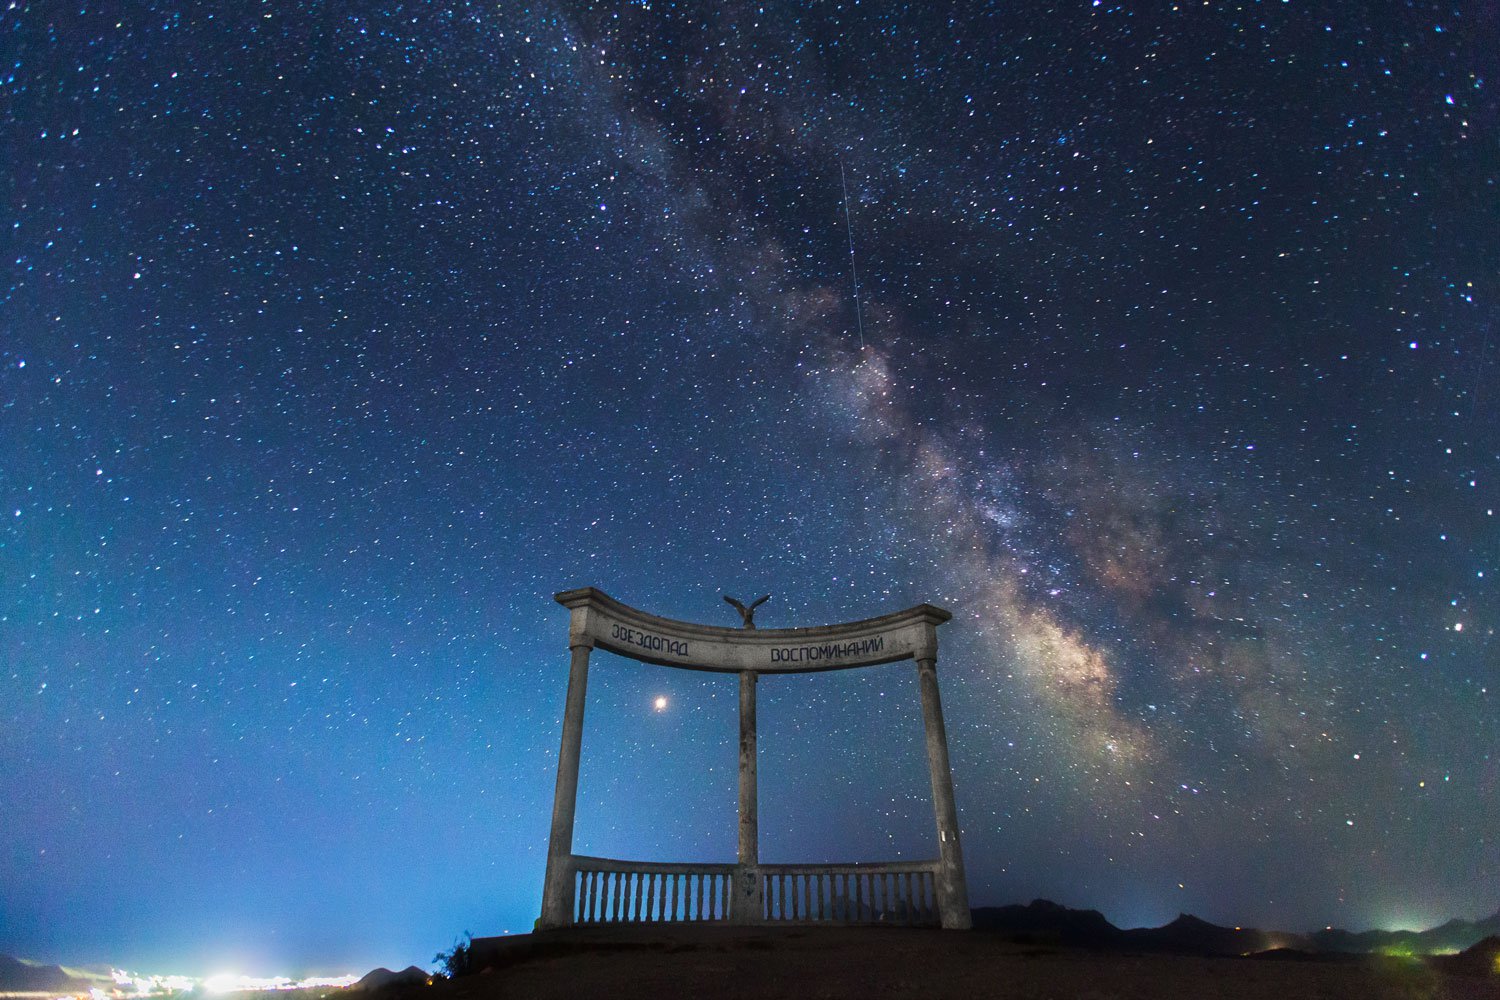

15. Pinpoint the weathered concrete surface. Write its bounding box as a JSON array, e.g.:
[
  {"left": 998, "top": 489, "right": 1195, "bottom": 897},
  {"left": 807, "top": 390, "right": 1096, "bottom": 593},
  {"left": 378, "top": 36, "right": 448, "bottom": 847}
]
[
  {"left": 555, "top": 586, "right": 949, "bottom": 673},
  {"left": 539, "top": 588, "right": 971, "bottom": 930},
  {"left": 917, "top": 657, "right": 971, "bottom": 930},
  {"left": 733, "top": 669, "right": 762, "bottom": 924},
  {"left": 538, "top": 643, "right": 591, "bottom": 929}
]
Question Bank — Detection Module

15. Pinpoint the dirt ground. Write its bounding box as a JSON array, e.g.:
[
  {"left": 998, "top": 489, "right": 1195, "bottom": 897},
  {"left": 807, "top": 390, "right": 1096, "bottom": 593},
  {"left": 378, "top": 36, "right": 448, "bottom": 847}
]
[{"left": 435, "top": 926, "right": 1497, "bottom": 1000}]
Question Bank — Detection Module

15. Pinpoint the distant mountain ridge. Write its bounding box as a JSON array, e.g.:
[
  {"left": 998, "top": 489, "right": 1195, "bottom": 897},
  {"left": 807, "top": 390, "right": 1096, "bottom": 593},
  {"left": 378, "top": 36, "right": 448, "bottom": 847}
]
[
  {"left": 971, "top": 899, "right": 1500, "bottom": 957},
  {"left": 7, "top": 902, "right": 1497, "bottom": 988},
  {"left": 1312, "top": 911, "right": 1500, "bottom": 955},
  {"left": 350, "top": 966, "right": 430, "bottom": 992},
  {"left": 0, "top": 954, "right": 101, "bottom": 993}
]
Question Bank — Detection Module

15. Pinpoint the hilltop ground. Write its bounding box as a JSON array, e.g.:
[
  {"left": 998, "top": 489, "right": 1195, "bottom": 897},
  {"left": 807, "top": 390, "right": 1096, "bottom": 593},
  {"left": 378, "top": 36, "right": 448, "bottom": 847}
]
[{"left": 419, "top": 925, "right": 1497, "bottom": 1000}]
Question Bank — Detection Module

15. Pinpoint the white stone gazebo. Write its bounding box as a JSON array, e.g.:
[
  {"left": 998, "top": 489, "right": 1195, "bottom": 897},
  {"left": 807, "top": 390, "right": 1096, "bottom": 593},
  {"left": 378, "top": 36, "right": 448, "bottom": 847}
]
[{"left": 538, "top": 587, "right": 972, "bottom": 930}]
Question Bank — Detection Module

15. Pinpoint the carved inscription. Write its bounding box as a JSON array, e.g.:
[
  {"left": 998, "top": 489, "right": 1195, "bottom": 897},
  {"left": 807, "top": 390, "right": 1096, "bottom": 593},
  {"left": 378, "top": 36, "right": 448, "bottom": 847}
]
[
  {"left": 610, "top": 622, "right": 689, "bottom": 658},
  {"left": 770, "top": 635, "right": 885, "bottom": 664}
]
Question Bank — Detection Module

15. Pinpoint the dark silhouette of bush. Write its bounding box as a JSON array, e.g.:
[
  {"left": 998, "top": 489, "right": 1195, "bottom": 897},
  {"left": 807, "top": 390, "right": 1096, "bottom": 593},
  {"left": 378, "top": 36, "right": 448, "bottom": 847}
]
[{"left": 433, "top": 933, "right": 474, "bottom": 979}]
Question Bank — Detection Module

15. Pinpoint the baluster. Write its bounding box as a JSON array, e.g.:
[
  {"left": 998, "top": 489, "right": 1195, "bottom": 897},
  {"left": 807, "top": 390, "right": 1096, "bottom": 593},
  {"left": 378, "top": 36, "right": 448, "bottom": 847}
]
[
  {"left": 669, "top": 872, "right": 679, "bottom": 921},
  {"left": 816, "top": 873, "right": 825, "bottom": 920},
  {"left": 635, "top": 873, "right": 646, "bottom": 922}
]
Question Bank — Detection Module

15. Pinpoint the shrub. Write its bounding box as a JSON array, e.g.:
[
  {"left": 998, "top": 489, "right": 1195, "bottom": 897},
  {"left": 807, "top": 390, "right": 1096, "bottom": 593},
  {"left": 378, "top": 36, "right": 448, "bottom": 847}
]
[{"left": 433, "top": 933, "right": 474, "bottom": 978}]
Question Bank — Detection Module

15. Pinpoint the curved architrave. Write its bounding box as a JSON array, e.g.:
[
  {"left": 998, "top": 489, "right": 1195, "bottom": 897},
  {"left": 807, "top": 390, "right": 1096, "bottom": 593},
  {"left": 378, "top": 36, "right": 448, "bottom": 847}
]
[{"left": 555, "top": 586, "right": 952, "bottom": 673}]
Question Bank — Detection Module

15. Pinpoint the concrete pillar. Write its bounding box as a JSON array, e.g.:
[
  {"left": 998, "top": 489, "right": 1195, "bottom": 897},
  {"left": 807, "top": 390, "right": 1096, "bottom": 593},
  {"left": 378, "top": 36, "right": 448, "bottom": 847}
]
[
  {"left": 732, "top": 669, "right": 762, "bottom": 923},
  {"left": 539, "top": 642, "right": 591, "bottom": 929},
  {"left": 916, "top": 656, "right": 972, "bottom": 929}
]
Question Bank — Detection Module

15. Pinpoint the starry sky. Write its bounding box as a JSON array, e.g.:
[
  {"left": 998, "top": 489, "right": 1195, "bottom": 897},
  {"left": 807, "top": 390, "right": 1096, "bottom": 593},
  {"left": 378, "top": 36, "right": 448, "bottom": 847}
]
[{"left": 2, "top": 0, "right": 1496, "bottom": 978}]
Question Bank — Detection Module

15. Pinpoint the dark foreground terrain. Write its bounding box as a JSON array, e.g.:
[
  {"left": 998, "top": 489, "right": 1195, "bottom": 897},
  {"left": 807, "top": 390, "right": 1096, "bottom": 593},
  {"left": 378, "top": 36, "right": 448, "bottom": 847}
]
[{"left": 430, "top": 926, "right": 1498, "bottom": 1000}]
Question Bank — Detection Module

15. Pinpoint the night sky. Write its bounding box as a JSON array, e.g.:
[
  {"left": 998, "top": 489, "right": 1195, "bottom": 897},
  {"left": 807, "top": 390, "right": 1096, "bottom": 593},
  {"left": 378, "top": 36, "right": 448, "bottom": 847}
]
[{"left": 3, "top": 0, "right": 1496, "bottom": 978}]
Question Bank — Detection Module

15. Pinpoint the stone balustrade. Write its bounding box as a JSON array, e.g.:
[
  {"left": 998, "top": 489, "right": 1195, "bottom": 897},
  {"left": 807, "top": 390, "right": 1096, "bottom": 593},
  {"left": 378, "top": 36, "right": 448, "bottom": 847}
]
[
  {"left": 571, "top": 856, "right": 736, "bottom": 924},
  {"left": 566, "top": 855, "right": 941, "bottom": 927},
  {"left": 758, "top": 861, "right": 939, "bottom": 926}
]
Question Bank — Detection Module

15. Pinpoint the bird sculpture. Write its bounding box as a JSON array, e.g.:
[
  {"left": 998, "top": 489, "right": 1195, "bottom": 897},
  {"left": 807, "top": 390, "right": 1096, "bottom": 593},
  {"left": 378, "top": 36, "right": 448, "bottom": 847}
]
[{"left": 723, "top": 593, "right": 770, "bottom": 629}]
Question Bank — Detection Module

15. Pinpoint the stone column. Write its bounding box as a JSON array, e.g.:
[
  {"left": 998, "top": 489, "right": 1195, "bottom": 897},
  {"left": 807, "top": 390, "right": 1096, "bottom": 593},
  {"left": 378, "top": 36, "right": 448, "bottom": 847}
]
[
  {"left": 732, "top": 669, "right": 762, "bottom": 923},
  {"left": 539, "top": 641, "right": 591, "bottom": 929},
  {"left": 917, "top": 656, "right": 972, "bottom": 929}
]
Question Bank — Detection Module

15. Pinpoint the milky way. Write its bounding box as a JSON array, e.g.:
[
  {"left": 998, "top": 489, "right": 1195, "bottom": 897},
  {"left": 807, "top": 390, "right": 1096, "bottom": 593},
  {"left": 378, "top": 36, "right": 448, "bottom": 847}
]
[{"left": 2, "top": 0, "right": 1495, "bottom": 975}]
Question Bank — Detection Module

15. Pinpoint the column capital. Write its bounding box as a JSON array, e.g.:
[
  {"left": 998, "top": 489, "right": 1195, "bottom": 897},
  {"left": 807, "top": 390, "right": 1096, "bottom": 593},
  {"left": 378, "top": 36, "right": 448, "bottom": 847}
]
[{"left": 568, "top": 635, "right": 596, "bottom": 651}]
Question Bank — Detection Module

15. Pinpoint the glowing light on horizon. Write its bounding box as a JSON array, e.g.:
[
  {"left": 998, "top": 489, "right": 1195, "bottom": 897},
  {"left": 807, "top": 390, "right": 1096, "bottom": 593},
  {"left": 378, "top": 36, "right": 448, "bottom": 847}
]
[
  {"left": 99, "top": 969, "right": 360, "bottom": 998},
  {"left": 203, "top": 974, "right": 360, "bottom": 993}
]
